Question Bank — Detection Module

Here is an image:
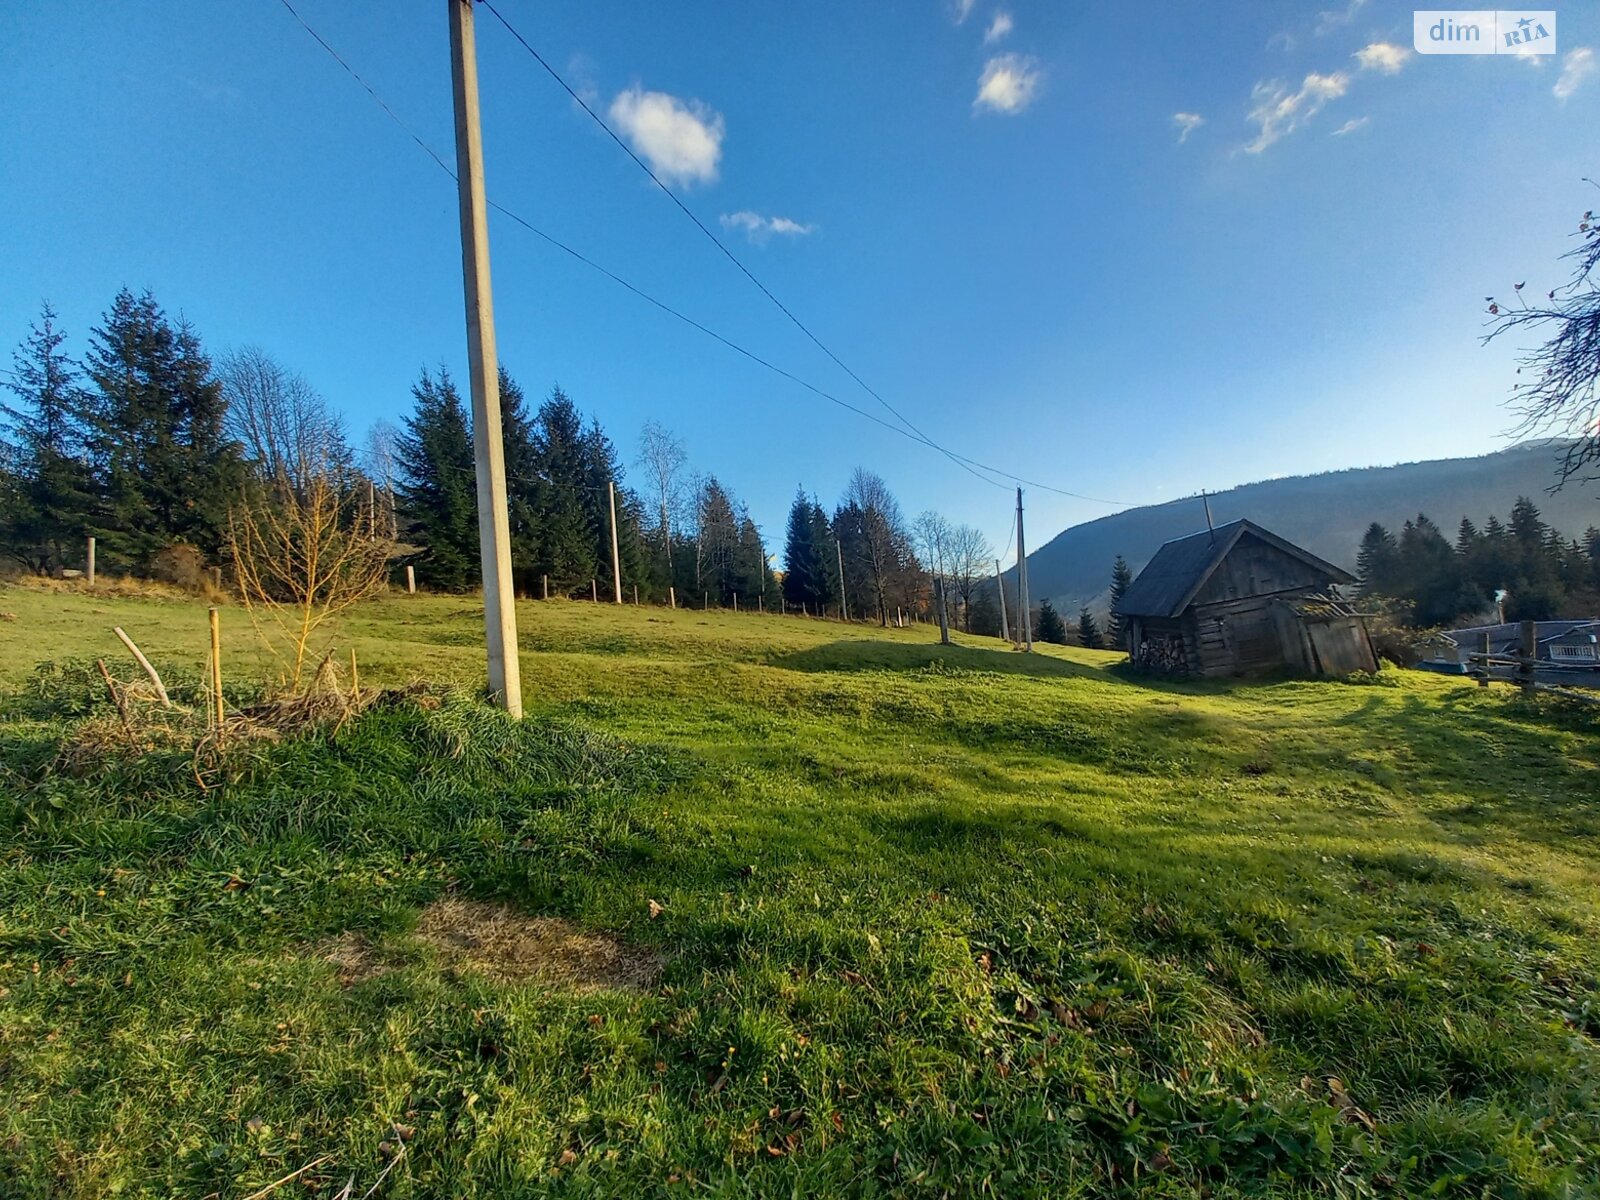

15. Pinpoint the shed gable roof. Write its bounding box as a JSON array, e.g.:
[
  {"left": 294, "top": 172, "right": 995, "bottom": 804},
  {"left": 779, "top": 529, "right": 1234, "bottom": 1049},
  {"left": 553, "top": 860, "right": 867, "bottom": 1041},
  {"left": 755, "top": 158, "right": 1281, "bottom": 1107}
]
[{"left": 1114, "top": 520, "right": 1356, "bottom": 619}]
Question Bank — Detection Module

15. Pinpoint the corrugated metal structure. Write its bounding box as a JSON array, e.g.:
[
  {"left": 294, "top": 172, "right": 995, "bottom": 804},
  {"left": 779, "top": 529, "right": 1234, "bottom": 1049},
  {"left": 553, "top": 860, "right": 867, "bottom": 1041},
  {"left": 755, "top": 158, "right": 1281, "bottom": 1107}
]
[{"left": 1115, "top": 519, "right": 1378, "bottom": 677}]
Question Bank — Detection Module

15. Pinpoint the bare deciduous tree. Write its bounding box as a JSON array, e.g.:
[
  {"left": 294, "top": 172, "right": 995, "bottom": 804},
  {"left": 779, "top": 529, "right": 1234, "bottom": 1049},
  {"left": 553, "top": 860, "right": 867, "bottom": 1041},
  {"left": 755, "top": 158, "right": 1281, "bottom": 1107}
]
[
  {"left": 1485, "top": 190, "right": 1600, "bottom": 487},
  {"left": 946, "top": 523, "right": 993, "bottom": 632},
  {"left": 219, "top": 346, "right": 347, "bottom": 493},
  {"left": 229, "top": 462, "right": 393, "bottom": 691},
  {"left": 636, "top": 420, "right": 689, "bottom": 575},
  {"left": 363, "top": 419, "right": 402, "bottom": 539},
  {"left": 844, "top": 467, "right": 911, "bottom": 626}
]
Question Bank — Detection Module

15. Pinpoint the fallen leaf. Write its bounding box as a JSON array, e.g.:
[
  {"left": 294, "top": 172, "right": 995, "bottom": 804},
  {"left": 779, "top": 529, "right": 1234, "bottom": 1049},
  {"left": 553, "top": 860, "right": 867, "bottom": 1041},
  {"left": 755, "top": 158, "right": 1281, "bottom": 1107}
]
[{"left": 648, "top": 899, "right": 664, "bottom": 919}]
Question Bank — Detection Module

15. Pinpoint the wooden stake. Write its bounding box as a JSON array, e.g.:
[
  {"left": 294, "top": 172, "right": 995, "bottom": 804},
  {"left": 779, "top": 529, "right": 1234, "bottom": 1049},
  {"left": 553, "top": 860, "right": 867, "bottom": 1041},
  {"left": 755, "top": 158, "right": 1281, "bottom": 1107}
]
[
  {"left": 668, "top": 585, "right": 676, "bottom": 610},
  {"left": 96, "top": 659, "right": 136, "bottom": 746},
  {"left": 406, "top": 565, "right": 416, "bottom": 594},
  {"left": 208, "top": 607, "right": 224, "bottom": 731},
  {"left": 86, "top": 535, "right": 95, "bottom": 587},
  {"left": 112, "top": 626, "right": 171, "bottom": 707}
]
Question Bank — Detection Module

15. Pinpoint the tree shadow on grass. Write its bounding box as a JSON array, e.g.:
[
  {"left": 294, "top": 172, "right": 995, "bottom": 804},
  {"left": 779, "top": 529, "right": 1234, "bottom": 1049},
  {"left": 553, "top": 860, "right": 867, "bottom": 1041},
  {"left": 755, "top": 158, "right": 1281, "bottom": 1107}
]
[{"left": 769, "top": 639, "right": 1103, "bottom": 681}]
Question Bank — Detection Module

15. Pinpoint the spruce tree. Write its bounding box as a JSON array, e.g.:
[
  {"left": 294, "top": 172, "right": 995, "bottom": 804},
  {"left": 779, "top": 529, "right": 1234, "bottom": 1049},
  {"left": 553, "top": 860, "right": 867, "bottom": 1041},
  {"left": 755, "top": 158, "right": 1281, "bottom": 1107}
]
[
  {"left": 82, "top": 289, "right": 240, "bottom": 564},
  {"left": 811, "top": 499, "right": 840, "bottom": 614},
  {"left": 498, "top": 367, "right": 544, "bottom": 594},
  {"left": 1035, "top": 598, "right": 1068, "bottom": 645},
  {"left": 0, "top": 304, "right": 98, "bottom": 573},
  {"left": 397, "top": 367, "right": 478, "bottom": 589},
  {"left": 782, "top": 489, "right": 825, "bottom": 611},
  {"left": 1077, "top": 606, "right": 1102, "bottom": 649},
  {"left": 531, "top": 388, "right": 594, "bottom": 591},
  {"left": 1355, "top": 522, "right": 1399, "bottom": 594},
  {"left": 1107, "top": 555, "right": 1132, "bottom": 648}
]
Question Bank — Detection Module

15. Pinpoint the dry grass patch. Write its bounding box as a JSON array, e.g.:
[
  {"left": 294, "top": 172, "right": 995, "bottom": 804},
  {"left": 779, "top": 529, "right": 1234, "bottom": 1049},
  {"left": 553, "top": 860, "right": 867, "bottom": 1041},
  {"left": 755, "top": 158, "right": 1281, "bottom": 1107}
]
[{"left": 416, "top": 898, "right": 662, "bottom": 991}]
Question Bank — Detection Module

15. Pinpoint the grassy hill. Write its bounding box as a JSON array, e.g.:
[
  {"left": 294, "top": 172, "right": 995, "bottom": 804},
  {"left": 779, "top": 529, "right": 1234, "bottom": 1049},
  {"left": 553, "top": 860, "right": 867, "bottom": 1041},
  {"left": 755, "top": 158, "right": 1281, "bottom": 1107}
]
[
  {"left": 1018, "top": 441, "right": 1600, "bottom": 611},
  {"left": 1, "top": 583, "right": 1598, "bottom": 1197}
]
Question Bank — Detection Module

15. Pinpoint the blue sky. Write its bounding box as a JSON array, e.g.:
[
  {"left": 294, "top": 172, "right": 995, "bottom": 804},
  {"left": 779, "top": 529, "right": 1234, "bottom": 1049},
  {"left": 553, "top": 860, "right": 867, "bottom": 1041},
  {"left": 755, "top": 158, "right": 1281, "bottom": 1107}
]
[{"left": 1, "top": 1, "right": 1595, "bottom": 563}]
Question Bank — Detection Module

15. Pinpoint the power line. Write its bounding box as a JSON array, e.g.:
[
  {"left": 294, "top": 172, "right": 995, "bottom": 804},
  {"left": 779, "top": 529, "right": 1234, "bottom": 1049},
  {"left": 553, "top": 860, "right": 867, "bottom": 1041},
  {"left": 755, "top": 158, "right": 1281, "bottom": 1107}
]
[
  {"left": 273, "top": 0, "right": 1141, "bottom": 507},
  {"left": 478, "top": 1, "right": 1147, "bottom": 509}
]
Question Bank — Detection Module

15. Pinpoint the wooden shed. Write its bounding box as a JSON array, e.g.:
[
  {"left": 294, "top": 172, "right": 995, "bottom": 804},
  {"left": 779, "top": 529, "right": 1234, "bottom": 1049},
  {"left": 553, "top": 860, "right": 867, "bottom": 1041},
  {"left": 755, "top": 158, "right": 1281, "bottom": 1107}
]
[{"left": 1115, "top": 519, "right": 1378, "bottom": 677}]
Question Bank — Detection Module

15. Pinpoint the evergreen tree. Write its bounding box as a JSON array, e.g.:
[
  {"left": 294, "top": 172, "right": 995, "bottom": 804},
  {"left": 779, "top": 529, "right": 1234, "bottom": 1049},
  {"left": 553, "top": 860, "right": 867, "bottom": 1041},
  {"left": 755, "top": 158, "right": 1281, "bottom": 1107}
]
[
  {"left": 1077, "top": 606, "right": 1103, "bottom": 649},
  {"left": 498, "top": 367, "right": 544, "bottom": 594},
  {"left": 811, "top": 500, "right": 841, "bottom": 615},
  {"left": 1107, "top": 555, "right": 1133, "bottom": 648},
  {"left": 782, "top": 488, "right": 827, "bottom": 611},
  {"left": 530, "top": 387, "right": 594, "bottom": 591},
  {"left": 697, "top": 478, "right": 740, "bottom": 604},
  {"left": 397, "top": 367, "right": 478, "bottom": 589},
  {"left": 1036, "top": 598, "right": 1068, "bottom": 645},
  {"left": 1356, "top": 522, "right": 1399, "bottom": 594},
  {"left": 82, "top": 289, "right": 240, "bottom": 564},
  {"left": 0, "top": 304, "right": 98, "bottom": 573}
]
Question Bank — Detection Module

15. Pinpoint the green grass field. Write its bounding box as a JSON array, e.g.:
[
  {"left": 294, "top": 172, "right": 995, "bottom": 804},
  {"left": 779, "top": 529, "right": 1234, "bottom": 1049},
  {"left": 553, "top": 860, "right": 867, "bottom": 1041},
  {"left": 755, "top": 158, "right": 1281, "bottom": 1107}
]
[{"left": 2, "top": 582, "right": 1598, "bottom": 1197}]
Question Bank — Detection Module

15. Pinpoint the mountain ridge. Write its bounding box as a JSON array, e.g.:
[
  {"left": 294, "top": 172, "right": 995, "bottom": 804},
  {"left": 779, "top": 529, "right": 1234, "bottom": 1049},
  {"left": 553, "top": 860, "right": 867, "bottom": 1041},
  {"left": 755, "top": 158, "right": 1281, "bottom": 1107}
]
[{"left": 1016, "top": 442, "right": 1600, "bottom": 611}]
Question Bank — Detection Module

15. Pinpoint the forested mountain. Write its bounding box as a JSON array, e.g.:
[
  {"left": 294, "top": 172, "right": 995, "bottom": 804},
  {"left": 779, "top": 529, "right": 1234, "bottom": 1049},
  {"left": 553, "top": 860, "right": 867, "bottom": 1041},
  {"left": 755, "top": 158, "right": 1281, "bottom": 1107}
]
[{"left": 1016, "top": 442, "right": 1600, "bottom": 611}]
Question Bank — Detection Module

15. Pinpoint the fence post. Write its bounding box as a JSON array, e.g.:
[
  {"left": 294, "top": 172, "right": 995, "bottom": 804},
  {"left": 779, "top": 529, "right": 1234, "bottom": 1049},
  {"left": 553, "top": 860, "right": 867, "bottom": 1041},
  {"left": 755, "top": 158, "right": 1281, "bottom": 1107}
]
[
  {"left": 668, "top": 585, "right": 676, "bottom": 610},
  {"left": 1519, "top": 619, "right": 1537, "bottom": 694},
  {"left": 542, "top": 574, "right": 548, "bottom": 600},
  {"left": 733, "top": 592, "right": 738, "bottom": 613},
  {"left": 405, "top": 565, "right": 416, "bottom": 594},
  {"left": 86, "top": 535, "right": 96, "bottom": 587},
  {"left": 208, "top": 607, "right": 225, "bottom": 731},
  {"left": 591, "top": 579, "right": 598, "bottom": 602},
  {"left": 633, "top": 584, "right": 639, "bottom": 605}
]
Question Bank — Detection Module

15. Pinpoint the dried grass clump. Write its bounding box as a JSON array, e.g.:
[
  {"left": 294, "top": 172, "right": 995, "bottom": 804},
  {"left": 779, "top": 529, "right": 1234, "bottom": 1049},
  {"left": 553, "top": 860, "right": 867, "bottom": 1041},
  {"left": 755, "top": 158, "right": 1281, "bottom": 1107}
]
[
  {"left": 11, "top": 572, "right": 226, "bottom": 604},
  {"left": 415, "top": 899, "right": 662, "bottom": 991}
]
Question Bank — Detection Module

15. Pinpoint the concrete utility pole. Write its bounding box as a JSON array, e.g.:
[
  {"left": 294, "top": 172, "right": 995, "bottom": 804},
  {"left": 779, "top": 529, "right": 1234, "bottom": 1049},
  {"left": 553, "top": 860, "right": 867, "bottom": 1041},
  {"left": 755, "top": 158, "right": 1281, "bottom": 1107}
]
[
  {"left": 836, "top": 540, "right": 849, "bottom": 621},
  {"left": 1015, "top": 487, "right": 1032, "bottom": 652},
  {"left": 995, "top": 557, "right": 1010, "bottom": 643},
  {"left": 449, "top": 0, "right": 521, "bottom": 717},
  {"left": 607, "top": 480, "right": 623, "bottom": 603}
]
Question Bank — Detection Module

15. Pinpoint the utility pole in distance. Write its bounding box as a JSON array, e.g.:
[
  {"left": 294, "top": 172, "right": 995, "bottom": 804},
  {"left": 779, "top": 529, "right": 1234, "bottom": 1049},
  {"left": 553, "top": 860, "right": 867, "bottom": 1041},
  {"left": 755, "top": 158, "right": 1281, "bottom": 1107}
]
[
  {"left": 608, "top": 480, "right": 623, "bottom": 603},
  {"left": 1015, "top": 487, "right": 1032, "bottom": 652},
  {"left": 994, "top": 557, "right": 1009, "bottom": 643},
  {"left": 449, "top": 0, "right": 521, "bottom": 717},
  {"left": 836, "top": 539, "right": 849, "bottom": 621}
]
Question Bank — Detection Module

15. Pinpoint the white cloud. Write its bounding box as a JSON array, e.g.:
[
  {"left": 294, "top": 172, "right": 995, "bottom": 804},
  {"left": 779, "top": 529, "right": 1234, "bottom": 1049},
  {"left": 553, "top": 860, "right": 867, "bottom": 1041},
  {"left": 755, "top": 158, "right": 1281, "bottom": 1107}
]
[
  {"left": 1554, "top": 47, "right": 1596, "bottom": 100},
  {"left": 607, "top": 87, "right": 725, "bottom": 186},
  {"left": 952, "top": 0, "right": 976, "bottom": 24},
  {"left": 1267, "top": 31, "right": 1296, "bottom": 53},
  {"left": 984, "top": 11, "right": 1013, "bottom": 44},
  {"left": 1331, "top": 116, "right": 1369, "bottom": 135},
  {"left": 1353, "top": 41, "right": 1411, "bottom": 74},
  {"left": 1173, "top": 112, "right": 1205, "bottom": 143},
  {"left": 1315, "top": 0, "right": 1366, "bottom": 36},
  {"left": 719, "top": 211, "right": 815, "bottom": 243},
  {"left": 1242, "top": 70, "right": 1349, "bottom": 153},
  {"left": 974, "top": 53, "right": 1043, "bottom": 114}
]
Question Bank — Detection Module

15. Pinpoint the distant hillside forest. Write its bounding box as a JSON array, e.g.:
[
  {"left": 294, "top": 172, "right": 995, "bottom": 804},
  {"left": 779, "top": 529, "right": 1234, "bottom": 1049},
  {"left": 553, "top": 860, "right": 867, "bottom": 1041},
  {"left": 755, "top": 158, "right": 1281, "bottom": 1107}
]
[
  {"left": 1357, "top": 502, "right": 1600, "bottom": 626},
  {"left": 0, "top": 292, "right": 1007, "bottom": 630}
]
